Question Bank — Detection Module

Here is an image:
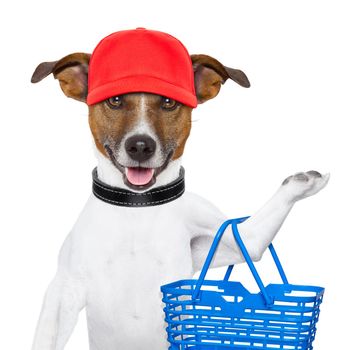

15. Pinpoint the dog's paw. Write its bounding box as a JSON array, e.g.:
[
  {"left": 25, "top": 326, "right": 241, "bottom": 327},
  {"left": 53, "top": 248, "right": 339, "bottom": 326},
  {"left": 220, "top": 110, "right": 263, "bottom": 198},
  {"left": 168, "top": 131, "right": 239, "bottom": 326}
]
[{"left": 281, "top": 170, "right": 330, "bottom": 202}]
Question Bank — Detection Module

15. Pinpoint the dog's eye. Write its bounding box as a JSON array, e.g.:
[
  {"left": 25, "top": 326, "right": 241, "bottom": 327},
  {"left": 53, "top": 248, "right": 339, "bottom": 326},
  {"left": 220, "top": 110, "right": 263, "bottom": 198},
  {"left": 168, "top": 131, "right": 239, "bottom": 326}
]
[
  {"left": 161, "top": 97, "right": 178, "bottom": 111},
  {"left": 107, "top": 96, "right": 123, "bottom": 109}
]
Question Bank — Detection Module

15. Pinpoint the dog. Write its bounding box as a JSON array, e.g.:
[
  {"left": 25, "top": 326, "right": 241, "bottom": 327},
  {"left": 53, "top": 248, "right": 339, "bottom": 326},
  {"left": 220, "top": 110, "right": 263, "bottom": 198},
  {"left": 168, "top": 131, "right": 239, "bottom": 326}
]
[{"left": 30, "top": 29, "right": 329, "bottom": 350}]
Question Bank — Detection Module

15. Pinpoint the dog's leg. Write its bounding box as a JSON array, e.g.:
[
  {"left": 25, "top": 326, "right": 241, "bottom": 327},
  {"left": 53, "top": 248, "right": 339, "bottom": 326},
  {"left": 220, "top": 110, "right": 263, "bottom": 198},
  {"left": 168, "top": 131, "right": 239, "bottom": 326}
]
[
  {"left": 235, "top": 170, "right": 329, "bottom": 261},
  {"left": 32, "top": 236, "right": 86, "bottom": 350},
  {"left": 190, "top": 171, "right": 329, "bottom": 271}
]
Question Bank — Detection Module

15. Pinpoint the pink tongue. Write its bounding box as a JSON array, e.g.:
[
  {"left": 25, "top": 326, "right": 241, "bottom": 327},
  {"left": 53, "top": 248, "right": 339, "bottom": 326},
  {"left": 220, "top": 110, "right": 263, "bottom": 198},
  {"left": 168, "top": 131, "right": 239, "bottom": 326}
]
[{"left": 126, "top": 167, "right": 155, "bottom": 186}]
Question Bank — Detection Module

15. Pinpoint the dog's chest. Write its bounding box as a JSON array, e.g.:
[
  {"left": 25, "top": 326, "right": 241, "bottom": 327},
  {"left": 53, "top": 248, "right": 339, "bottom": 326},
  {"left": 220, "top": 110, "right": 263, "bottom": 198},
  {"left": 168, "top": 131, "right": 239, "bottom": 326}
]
[
  {"left": 77, "top": 196, "right": 192, "bottom": 280},
  {"left": 71, "top": 195, "right": 193, "bottom": 342}
]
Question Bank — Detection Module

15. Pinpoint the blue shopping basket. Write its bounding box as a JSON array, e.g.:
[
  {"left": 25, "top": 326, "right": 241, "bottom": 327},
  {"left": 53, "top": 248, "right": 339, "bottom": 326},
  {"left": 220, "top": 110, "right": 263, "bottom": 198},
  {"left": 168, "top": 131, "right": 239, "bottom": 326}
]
[{"left": 161, "top": 217, "right": 324, "bottom": 349}]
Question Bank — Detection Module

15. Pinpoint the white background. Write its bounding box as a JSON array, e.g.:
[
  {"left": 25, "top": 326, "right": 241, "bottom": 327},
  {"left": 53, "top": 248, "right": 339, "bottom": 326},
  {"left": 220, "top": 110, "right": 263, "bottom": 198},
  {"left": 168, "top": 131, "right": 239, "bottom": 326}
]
[{"left": 0, "top": 0, "right": 349, "bottom": 349}]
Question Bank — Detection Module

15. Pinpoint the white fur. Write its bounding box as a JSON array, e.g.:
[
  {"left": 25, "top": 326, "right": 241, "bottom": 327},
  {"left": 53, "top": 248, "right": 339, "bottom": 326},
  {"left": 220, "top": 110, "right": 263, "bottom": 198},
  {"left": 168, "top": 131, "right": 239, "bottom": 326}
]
[{"left": 32, "top": 159, "right": 329, "bottom": 350}]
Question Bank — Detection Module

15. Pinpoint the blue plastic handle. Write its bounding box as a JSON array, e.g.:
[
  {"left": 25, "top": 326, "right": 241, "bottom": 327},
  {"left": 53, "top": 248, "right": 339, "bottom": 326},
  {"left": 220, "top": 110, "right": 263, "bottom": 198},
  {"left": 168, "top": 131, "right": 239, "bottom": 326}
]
[{"left": 192, "top": 217, "right": 289, "bottom": 306}]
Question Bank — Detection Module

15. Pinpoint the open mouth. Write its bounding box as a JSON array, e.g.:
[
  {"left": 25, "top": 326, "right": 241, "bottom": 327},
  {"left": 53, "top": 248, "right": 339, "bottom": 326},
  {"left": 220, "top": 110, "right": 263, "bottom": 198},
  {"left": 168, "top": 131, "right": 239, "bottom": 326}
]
[
  {"left": 104, "top": 144, "right": 174, "bottom": 191},
  {"left": 125, "top": 167, "right": 155, "bottom": 188},
  {"left": 121, "top": 151, "right": 174, "bottom": 191}
]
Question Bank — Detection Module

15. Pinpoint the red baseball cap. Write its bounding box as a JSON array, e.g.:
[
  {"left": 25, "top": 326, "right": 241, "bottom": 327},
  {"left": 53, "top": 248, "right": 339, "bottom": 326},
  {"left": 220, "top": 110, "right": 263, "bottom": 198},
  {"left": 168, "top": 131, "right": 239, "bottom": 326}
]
[{"left": 87, "top": 28, "right": 197, "bottom": 108}]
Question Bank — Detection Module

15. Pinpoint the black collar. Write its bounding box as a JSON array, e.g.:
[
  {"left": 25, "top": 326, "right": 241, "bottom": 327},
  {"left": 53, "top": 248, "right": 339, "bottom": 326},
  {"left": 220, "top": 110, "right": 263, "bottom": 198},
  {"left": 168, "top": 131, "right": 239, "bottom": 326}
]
[{"left": 92, "top": 167, "right": 185, "bottom": 207}]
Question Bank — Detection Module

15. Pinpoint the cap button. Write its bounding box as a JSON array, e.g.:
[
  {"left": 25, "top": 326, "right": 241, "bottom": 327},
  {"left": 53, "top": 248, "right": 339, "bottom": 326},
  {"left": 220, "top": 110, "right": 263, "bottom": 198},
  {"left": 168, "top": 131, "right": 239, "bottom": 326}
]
[{"left": 136, "top": 27, "right": 146, "bottom": 30}]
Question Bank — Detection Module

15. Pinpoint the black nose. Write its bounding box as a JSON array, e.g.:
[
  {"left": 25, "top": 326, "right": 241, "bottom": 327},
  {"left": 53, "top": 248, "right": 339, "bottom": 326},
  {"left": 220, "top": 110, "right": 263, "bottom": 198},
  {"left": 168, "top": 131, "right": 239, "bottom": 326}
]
[{"left": 125, "top": 134, "right": 156, "bottom": 162}]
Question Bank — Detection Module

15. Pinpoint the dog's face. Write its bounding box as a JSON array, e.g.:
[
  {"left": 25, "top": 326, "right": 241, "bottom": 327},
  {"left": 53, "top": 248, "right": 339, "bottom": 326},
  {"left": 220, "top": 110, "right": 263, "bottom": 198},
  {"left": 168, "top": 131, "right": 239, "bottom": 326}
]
[
  {"left": 89, "top": 93, "right": 192, "bottom": 190},
  {"left": 32, "top": 53, "right": 249, "bottom": 190}
]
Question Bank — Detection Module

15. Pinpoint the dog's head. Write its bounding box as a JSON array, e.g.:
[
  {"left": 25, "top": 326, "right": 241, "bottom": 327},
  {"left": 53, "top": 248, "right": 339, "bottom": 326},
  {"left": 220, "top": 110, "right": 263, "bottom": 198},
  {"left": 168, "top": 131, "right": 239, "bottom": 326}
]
[{"left": 32, "top": 52, "right": 249, "bottom": 191}]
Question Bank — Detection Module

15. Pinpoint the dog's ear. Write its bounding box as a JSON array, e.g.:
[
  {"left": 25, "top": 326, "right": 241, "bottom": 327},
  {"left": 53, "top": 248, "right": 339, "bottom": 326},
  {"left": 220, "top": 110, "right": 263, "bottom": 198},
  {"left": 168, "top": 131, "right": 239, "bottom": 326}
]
[
  {"left": 31, "top": 53, "right": 91, "bottom": 103},
  {"left": 191, "top": 54, "right": 250, "bottom": 104}
]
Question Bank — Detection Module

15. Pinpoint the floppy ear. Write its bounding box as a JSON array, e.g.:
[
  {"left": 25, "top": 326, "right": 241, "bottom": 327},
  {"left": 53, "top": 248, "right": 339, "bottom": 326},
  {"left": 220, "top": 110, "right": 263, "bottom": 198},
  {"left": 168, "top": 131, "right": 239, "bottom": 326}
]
[
  {"left": 191, "top": 54, "right": 250, "bottom": 104},
  {"left": 31, "top": 53, "right": 91, "bottom": 103}
]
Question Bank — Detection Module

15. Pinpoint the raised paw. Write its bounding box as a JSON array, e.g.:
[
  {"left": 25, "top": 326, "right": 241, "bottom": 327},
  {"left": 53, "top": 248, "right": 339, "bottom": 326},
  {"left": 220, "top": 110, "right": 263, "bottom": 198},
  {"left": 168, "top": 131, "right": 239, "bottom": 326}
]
[{"left": 282, "top": 170, "right": 330, "bottom": 202}]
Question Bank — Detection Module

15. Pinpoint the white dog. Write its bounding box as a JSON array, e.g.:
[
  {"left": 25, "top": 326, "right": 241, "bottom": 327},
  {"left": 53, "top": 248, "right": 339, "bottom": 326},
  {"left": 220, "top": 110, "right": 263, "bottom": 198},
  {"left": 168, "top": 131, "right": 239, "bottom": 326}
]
[{"left": 30, "top": 29, "right": 329, "bottom": 350}]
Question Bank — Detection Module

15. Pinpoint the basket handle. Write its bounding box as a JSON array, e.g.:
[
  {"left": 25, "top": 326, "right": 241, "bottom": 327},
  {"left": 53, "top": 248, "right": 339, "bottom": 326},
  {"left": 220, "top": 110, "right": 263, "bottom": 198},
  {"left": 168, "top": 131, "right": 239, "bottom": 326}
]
[{"left": 192, "top": 217, "right": 289, "bottom": 306}]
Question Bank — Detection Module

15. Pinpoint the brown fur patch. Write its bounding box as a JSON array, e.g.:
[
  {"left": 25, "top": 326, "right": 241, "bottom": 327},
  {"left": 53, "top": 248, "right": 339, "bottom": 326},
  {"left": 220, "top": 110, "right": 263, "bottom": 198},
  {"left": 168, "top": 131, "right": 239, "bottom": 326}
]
[{"left": 88, "top": 97, "right": 139, "bottom": 157}]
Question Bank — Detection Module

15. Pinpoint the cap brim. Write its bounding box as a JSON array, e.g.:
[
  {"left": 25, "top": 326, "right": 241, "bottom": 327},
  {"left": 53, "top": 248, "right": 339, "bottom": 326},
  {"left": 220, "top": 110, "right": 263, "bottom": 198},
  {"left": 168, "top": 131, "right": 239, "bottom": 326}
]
[{"left": 87, "top": 75, "right": 198, "bottom": 108}]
